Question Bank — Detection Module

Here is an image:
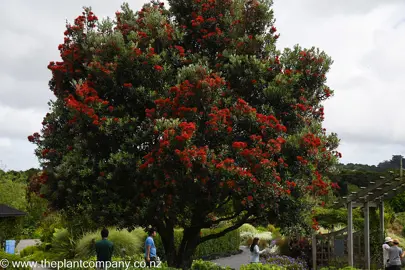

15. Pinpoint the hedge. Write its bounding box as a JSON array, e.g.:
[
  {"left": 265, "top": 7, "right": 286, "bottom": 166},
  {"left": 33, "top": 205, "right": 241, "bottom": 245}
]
[
  {"left": 153, "top": 227, "right": 240, "bottom": 259},
  {"left": 0, "top": 250, "right": 30, "bottom": 270}
]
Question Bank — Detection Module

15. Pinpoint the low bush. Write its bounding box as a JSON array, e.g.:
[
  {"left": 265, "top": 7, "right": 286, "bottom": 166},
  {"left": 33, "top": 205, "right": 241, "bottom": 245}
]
[
  {"left": 261, "top": 254, "right": 308, "bottom": 270},
  {"left": 23, "top": 250, "right": 57, "bottom": 262},
  {"left": 240, "top": 264, "right": 284, "bottom": 270},
  {"left": 319, "top": 268, "right": 360, "bottom": 270},
  {"left": 19, "top": 245, "right": 39, "bottom": 257},
  {"left": 153, "top": 227, "right": 240, "bottom": 260},
  {"left": 240, "top": 224, "right": 258, "bottom": 234},
  {"left": 190, "top": 259, "right": 231, "bottom": 270},
  {"left": 0, "top": 250, "right": 29, "bottom": 270},
  {"left": 76, "top": 228, "right": 143, "bottom": 259}
]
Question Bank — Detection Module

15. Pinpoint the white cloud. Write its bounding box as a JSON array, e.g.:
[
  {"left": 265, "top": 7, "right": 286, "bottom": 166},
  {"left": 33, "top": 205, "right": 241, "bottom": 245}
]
[
  {"left": 273, "top": 0, "right": 405, "bottom": 164},
  {"left": 0, "top": 0, "right": 404, "bottom": 169}
]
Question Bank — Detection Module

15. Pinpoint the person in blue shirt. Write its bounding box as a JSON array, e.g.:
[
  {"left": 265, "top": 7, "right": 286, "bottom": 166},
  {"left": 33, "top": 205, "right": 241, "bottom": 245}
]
[{"left": 145, "top": 228, "right": 157, "bottom": 267}]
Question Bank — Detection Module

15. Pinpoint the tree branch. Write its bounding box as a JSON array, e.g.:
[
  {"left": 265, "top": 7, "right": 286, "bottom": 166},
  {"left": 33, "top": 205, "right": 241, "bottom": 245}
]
[
  {"left": 215, "top": 196, "right": 231, "bottom": 211},
  {"left": 199, "top": 213, "right": 255, "bottom": 244},
  {"left": 211, "top": 209, "right": 244, "bottom": 224}
]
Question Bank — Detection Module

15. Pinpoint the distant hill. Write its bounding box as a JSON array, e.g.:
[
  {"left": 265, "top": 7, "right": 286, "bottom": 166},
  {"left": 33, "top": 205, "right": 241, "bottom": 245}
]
[{"left": 330, "top": 155, "right": 404, "bottom": 196}]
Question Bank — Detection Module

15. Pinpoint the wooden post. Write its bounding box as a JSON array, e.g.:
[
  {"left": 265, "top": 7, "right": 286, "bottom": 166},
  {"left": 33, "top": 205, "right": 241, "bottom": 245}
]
[
  {"left": 380, "top": 200, "right": 385, "bottom": 269},
  {"left": 380, "top": 201, "right": 385, "bottom": 242},
  {"left": 364, "top": 201, "right": 370, "bottom": 270},
  {"left": 312, "top": 233, "right": 317, "bottom": 270},
  {"left": 348, "top": 201, "right": 353, "bottom": 266}
]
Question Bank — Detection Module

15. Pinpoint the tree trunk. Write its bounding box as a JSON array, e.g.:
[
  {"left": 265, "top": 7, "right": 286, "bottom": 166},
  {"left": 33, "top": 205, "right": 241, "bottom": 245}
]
[
  {"left": 159, "top": 224, "right": 201, "bottom": 269},
  {"left": 157, "top": 226, "right": 176, "bottom": 266},
  {"left": 175, "top": 227, "right": 201, "bottom": 270}
]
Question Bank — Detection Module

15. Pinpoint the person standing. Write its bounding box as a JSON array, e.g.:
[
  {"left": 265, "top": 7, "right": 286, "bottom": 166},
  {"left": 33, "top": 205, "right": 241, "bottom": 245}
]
[
  {"left": 387, "top": 239, "right": 405, "bottom": 270},
  {"left": 145, "top": 228, "right": 158, "bottom": 267},
  {"left": 249, "top": 237, "right": 267, "bottom": 263},
  {"left": 383, "top": 237, "right": 393, "bottom": 269},
  {"left": 95, "top": 228, "right": 114, "bottom": 270}
]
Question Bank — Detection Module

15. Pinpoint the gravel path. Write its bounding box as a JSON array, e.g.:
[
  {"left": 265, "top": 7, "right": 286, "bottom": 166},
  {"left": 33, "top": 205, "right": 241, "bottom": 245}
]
[{"left": 211, "top": 246, "right": 251, "bottom": 270}]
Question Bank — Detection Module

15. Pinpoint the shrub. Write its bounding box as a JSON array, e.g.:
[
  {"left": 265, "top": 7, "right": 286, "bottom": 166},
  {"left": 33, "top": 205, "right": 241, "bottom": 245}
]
[
  {"left": 19, "top": 245, "right": 39, "bottom": 257},
  {"left": 240, "top": 264, "right": 284, "bottom": 270},
  {"left": 256, "top": 226, "right": 268, "bottom": 232},
  {"left": 267, "top": 225, "right": 282, "bottom": 238},
  {"left": 241, "top": 231, "right": 273, "bottom": 249},
  {"left": 23, "top": 250, "right": 57, "bottom": 262},
  {"left": 154, "top": 228, "right": 240, "bottom": 260},
  {"left": 196, "top": 228, "right": 240, "bottom": 258},
  {"left": 240, "top": 224, "right": 258, "bottom": 234},
  {"left": 0, "top": 250, "right": 30, "bottom": 270},
  {"left": 277, "top": 237, "right": 291, "bottom": 256},
  {"left": 76, "top": 228, "right": 143, "bottom": 259},
  {"left": 51, "top": 228, "right": 77, "bottom": 259},
  {"left": 261, "top": 254, "right": 308, "bottom": 270},
  {"left": 240, "top": 231, "right": 255, "bottom": 246},
  {"left": 319, "top": 268, "right": 360, "bottom": 270},
  {"left": 191, "top": 259, "right": 231, "bottom": 270},
  {"left": 35, "top": 212, "right": 64, "bottom": 243}
]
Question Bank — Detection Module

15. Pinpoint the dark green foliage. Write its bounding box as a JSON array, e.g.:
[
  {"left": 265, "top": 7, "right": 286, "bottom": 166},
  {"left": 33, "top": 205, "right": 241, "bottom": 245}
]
[{"left": 51, "top": 228, "right": 77, "bottom": 260}]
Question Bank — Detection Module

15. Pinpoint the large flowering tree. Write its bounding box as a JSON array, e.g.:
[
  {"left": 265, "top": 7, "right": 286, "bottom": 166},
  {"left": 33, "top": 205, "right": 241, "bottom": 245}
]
[{"left": 29, "top": 0, "right": 340, "bottom": 268}]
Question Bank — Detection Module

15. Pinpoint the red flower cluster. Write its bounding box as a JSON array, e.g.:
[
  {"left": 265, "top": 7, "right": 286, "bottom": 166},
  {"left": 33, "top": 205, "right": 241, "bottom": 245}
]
[
  {"left": 174, "top": 45, "right": 185, "bottom": 57},
  {"left": 28, "top": 132, "right": 41, "bottom": 143},
  {"left": 153, "top": 74, "right": 224, "bottom": 119},
  {"left": 154, "top": 65, "right": 163, "bottom": 71},
  {"left": 312, "top": 218, "right": 320, "bottom": 231},
  {"left": 232, "top": 142, "right": 247, "bottom": 149},
  {"left": 302, "top": 133, "right": 322, "bottom": 148},
  {"left": 309, "top": 171, "right": 329, "bottom": 196},
  {"left": 65, "top": 82, "right": 109, "bottom": 126},
  {"left": 206, "top": 107, "right": 232, "bottom": 133},
  {"left": 175, "top": 146, "right": 208, "bottom": 168},
  {"left": 176, "top": 122, "right": 196, "bottom": 141}
]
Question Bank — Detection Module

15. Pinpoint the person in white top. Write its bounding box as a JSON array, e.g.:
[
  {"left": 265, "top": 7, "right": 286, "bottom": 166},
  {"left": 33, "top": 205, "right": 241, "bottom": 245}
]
[
  {"left": 250, "top": 237, "right": 266, "bottom": 263},
  {"left": 249, "top": 237, "right": 276, "bottom": 263},
  {"left": 383, "top": 236, "right": 393, "bottom": 269}
]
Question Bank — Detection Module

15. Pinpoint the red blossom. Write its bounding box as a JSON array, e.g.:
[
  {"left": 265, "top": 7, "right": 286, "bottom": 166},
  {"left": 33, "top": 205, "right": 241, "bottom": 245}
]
[{"left": 154, "top": 65, "right": 163, "bottom": 71}]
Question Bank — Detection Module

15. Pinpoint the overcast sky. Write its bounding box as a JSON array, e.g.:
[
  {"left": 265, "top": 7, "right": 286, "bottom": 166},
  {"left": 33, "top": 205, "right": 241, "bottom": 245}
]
[{"left": 0, "top": 0, "right": 404, "bottom": 171}]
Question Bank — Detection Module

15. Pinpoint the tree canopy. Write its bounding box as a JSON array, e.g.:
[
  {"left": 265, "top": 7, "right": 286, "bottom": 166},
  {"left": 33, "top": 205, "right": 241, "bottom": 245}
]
[{"left": 29, "top": 0, "right": 340, "bottom": 267}]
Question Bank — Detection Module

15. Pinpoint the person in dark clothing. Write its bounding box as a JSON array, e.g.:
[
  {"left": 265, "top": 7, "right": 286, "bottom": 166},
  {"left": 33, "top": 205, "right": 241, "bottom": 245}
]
[{"left": 95, "top": 228, "right": 114, "bottom": 270}]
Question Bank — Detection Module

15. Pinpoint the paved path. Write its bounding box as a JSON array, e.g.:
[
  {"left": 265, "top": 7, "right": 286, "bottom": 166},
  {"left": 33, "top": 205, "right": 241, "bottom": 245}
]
[
  {"left": 12, "top": 239, "right": 48, "bottom": 269},
  {"left": 211, "top": 246, "right": 250, "bottom": 270},
  {"left": 16, "top": 239, "right": 41, "bottom": 254}
]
